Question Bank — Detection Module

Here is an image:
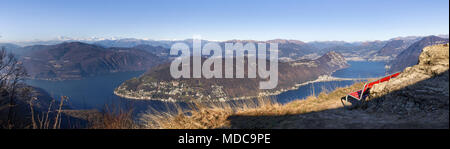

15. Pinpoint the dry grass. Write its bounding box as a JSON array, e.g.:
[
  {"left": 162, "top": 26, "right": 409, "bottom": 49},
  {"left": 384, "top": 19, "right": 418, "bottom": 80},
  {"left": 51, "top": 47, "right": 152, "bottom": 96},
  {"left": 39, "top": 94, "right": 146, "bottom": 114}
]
[
  {"left": 141, "top": 82, "right": 366, "bottom": 129},
  {"left": 89, "top": 103, "right": 137, "bottom": 129},
  {"left": 29, "top": 96, "right": 67, "bottom": 129}
]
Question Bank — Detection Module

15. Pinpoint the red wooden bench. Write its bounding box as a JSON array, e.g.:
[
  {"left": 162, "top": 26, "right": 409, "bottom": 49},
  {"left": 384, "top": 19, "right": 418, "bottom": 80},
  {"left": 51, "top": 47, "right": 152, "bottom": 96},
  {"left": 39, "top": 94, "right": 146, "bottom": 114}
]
[{"left": 341, "top": 72, "right": 400, "bottom": 107}]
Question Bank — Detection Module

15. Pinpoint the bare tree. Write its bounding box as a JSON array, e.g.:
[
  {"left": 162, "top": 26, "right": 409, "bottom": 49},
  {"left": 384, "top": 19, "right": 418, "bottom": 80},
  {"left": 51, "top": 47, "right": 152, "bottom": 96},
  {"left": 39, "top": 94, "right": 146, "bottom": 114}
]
[{"left": 0, "top": 46, "right": 27, "bottom": 128}]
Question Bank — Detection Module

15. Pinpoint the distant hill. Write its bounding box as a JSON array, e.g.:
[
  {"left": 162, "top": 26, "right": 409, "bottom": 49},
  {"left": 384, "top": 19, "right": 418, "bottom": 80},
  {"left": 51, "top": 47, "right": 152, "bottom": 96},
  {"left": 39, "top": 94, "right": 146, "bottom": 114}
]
[
  {"left": 275, "top": 40, "right": 319, "bottom": 60},
  {"left": 131, "top": 45, "right": 171, "bottom": 58},
  {"left": 93, "top": 38, "right": 174, "bottom": 48},
  {"left": 387, "top": 36, "right": 449, "bottom": 73},
  {"left": 307, "top": 41, "right": 354, "bottom": 50},
  {"left": 20, "top": 42, "right": 164, "bottom": 80},
  {"left": 220, "top": 39, "right": 320, "bottom": 61},
  {"left": 114, "top": 51, "right": 349, "bottom": 101},
  {"left": 368, "top": 38, "right": 419, "bottom": 61},
  {"left": 319, "top": 40, "right": 387, "bottom": 61},
  {"left": 378, "top": 40, "right": 408, "bottom": 56},
  {"left": 0, "top": 43, "right": 22, "bottom": 55}
]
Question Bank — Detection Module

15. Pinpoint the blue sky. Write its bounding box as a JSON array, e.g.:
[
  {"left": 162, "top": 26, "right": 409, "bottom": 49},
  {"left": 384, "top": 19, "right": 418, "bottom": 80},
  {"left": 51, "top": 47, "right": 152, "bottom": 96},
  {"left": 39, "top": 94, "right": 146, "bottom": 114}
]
[{"left": 0, "top": 0, "right": 448, "bottom": 42}]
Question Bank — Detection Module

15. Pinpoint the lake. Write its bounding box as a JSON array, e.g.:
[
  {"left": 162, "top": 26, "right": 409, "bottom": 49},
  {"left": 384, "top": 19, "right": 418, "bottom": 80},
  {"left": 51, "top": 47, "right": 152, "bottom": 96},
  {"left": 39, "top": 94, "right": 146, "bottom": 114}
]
[
  {"left": 25, "top": 61, "right": 387, "bottom": 113},
  {"left": 332, "top": 61, "right": 387, "bottom": 78},
  {"left": 25, "top": 71, "right": 145, "bottom": 109}
]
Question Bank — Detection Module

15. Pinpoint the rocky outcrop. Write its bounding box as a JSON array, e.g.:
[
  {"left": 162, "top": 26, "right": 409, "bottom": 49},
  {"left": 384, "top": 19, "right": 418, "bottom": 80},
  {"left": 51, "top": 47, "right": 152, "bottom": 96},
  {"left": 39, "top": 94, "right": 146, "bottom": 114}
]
[
  {"left": 368, "top": 43, "right": 449, "bottom": 118},
  {"left": 370, "top": 43, "right": 449, "bottom": 97}
]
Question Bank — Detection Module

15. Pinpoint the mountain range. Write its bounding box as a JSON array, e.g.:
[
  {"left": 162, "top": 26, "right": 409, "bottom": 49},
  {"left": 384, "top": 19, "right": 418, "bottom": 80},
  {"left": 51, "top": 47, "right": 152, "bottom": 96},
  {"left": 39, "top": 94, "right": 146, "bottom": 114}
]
[
  {"left": 1, "top": 34, "right": 448, "bottom": 80},
  {"left": 4, "top": 34, "right": 447, "bottom": 60}
]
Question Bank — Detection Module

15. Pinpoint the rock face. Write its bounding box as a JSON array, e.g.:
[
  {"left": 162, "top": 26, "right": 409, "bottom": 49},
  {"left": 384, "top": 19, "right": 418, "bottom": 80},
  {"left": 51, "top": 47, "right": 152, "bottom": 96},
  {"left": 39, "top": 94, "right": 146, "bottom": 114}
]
[
  {"left": 369, "top": 43, "right": 449, "bottom": 119},
  {"left": 115, "top": 51, "right": 349, "bottom": 101},
  {"left": 20, "top": 42, "right": 164, "bottom": 80},
  {"left": 387, "top": 36, "right": 449, "bottom": 73}
]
